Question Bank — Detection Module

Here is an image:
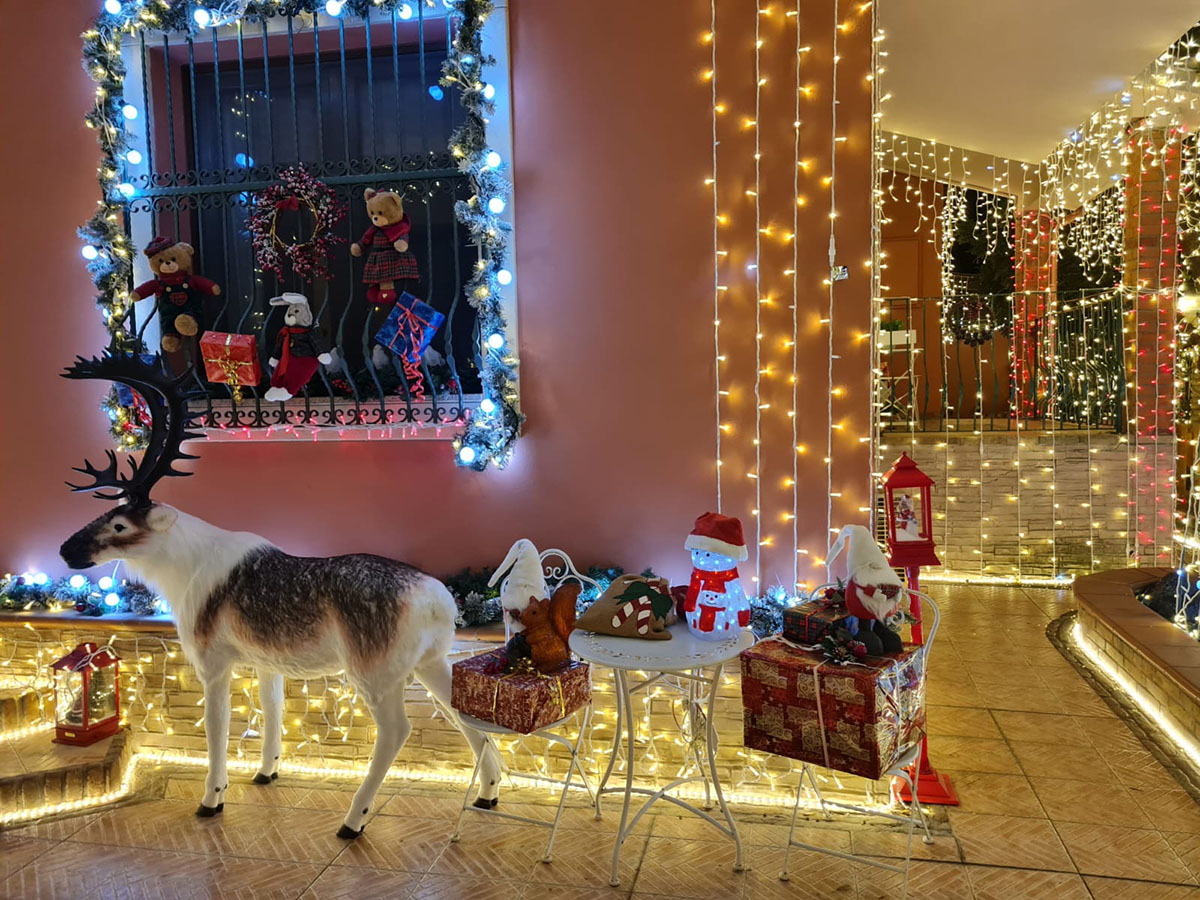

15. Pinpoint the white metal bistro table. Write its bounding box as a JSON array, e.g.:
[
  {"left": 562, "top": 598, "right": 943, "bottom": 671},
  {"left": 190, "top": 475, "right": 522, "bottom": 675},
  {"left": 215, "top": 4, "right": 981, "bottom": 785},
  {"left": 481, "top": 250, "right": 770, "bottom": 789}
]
[{"left": 569, "top": 621, "right": 755, "bottom": 887}]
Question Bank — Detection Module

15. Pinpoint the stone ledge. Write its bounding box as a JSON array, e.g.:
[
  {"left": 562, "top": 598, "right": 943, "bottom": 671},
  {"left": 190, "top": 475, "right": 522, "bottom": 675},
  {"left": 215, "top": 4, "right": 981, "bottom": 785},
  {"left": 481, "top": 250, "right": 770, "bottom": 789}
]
[
  {"left": 0, "top": 610, "right": 505, "bottom": 644},
  {"left": 1074, "top": 567, "right": 1200, "bottom": 709},
  {"left": 0, "top": 728, "right": 131, "bottom": 813}
]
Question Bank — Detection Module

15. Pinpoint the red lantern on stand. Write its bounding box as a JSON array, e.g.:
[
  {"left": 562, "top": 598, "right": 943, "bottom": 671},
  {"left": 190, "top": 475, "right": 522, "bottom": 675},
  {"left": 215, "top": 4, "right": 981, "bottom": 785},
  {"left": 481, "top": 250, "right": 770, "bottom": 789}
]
[
  {"left": 881, "top": 453, "right": 958, "bottom": 806},
  {"left": 51, "top": 642, "right": 121, "bottom": 746},
  {"left": 882, "top": 452, "right": 939, "bottom": 572}
]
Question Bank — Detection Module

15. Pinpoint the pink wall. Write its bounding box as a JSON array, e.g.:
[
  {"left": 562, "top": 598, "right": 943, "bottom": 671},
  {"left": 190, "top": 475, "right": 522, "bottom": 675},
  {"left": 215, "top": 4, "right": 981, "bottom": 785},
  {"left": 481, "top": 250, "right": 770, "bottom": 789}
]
[{"left": 0, "top": 1, "right": 872, "bottom": 589}]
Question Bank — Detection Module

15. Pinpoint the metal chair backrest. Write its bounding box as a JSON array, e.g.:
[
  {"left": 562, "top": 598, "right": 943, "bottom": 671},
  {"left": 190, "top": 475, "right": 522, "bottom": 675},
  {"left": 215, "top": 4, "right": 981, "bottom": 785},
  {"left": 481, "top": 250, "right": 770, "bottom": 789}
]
[{"left": 501, "top": 548, "right": 603, "bottom": 642}]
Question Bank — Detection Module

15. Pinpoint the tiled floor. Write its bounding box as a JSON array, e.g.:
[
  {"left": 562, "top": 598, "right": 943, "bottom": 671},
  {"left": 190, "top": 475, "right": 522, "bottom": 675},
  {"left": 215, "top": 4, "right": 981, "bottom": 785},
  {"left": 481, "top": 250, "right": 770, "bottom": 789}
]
[{"left": 3, "top": 584, "right": 1200, "bottom": 898}]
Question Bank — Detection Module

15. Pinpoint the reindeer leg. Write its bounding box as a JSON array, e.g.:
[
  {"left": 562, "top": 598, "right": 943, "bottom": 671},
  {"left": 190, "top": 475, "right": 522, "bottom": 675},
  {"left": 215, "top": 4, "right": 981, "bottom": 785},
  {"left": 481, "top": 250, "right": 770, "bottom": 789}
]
[
  {"left": 253, "top": 670, "right": 283, "bottom": 785},
  {"left": 196, "top": 662, "right": 233, "bottom": 817},
  {"left": 414, "top": 657, "right": 501, "bottom": 807},
  {"left": 338, "top": 685, "right": 412, "bottom": 839}
]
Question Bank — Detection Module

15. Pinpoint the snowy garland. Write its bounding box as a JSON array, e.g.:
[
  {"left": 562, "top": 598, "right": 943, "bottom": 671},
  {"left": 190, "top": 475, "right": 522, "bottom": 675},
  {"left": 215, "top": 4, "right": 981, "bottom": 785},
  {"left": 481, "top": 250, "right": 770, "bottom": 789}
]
[
  {"left": 247, "top": 166, "right": 345, "bottom": 283},
  {"left": 81, "top": 0, "right": 519, "bottom": 471},
  {"left": 442, "top": 0, "right": 522, "bottom": 470}
]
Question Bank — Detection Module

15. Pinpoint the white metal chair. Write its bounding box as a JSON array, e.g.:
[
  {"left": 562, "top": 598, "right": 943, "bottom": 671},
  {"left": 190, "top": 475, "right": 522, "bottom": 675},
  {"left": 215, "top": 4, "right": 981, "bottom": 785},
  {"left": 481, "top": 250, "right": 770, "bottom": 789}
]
[
  {"left": 450, "top": 549, "right": 599, "bottom": 863},
  {"left": 777, "top": 586, "right": 940, "bottom": 899}
]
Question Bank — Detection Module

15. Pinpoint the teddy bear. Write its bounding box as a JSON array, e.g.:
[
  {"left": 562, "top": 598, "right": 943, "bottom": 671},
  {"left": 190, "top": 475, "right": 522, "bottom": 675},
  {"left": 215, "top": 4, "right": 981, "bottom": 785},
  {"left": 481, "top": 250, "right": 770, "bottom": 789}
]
[
  {"left": 350, "top": 188, "right": 420, "bottom": 308},
  {"left": 264, "top": 293, "right": 333, "bottom": 403},
  {"left": 131, "top": 237, "right": 221, "bottom": 352}
]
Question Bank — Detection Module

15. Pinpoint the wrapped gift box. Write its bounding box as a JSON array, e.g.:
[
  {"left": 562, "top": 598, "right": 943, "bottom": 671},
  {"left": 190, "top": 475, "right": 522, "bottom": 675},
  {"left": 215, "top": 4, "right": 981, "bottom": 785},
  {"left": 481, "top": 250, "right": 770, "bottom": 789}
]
[
  {"left": 782, "top": 596, "right": 854, "bottom": 644},
  {"left": 739, "top": 637, "right": 925, "bottom": 780},
  {"left": 200, "top": 332, "right": 262, "bottom": 397},
  {"left": 374, "top": 292, "right": 445, "bottom": 363},
  {"left": 451, "top": 648, "right": 590, "bottom": 734}
]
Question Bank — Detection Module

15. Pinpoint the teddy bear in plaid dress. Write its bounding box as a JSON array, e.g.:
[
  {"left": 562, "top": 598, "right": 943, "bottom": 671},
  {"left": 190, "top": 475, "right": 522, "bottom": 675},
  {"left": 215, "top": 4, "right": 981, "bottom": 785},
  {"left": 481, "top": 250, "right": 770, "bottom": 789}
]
[{"left": 350, "top": 187, "right": 420, "bottom": 308}]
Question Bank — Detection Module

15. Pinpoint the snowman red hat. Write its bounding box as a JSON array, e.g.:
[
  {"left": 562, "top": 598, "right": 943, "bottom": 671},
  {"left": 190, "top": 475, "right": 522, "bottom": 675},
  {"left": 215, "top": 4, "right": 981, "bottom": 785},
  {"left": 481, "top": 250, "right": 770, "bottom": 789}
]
[{"left": 684, "top": 512, "right": 749, "bottom": 562}]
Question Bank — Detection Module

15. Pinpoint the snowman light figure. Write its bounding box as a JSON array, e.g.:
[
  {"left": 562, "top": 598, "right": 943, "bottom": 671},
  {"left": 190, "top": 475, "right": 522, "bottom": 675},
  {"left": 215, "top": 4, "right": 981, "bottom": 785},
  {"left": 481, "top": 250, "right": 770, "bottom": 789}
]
[{"left": 683, "top": 512, "right": 751, "bottom": 641}]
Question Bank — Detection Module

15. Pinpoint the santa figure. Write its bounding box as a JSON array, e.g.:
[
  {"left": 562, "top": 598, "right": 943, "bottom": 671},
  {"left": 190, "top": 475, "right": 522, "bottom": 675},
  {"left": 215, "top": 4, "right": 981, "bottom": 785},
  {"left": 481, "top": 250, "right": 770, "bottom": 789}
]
[
  {"left": 895, "top": 493, "right": 921, "bottom": 541},
  {"left": 683, "top": 512, "right": 751, "bottom": 641},
  {"left": 827, "top": 524, "right": 906, "bottom": 654}
]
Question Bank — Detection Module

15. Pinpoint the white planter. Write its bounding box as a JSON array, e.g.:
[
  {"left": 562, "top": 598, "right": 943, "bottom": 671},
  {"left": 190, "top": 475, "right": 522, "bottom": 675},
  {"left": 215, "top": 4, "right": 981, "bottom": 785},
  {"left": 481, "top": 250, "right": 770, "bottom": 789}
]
[{"left": 881, "top": 329, "right": 917, "bottom": 351}]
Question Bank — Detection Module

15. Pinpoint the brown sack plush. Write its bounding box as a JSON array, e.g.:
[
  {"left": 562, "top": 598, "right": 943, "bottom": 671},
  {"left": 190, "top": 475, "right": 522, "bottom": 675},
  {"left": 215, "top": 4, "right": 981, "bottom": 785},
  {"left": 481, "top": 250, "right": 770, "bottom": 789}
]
[{"left": 576, "top": 575, "right": 675, "bottom": 640}]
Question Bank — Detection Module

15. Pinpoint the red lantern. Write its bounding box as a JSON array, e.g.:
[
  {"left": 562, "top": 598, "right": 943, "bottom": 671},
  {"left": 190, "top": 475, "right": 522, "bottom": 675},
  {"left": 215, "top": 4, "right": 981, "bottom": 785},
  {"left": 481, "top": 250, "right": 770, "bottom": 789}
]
[
  {"left": 51, "top": 642, "right": 121, "bottom": 746},
  {"left": 881, "top": 452, "right": 939, "bottom": 569}
]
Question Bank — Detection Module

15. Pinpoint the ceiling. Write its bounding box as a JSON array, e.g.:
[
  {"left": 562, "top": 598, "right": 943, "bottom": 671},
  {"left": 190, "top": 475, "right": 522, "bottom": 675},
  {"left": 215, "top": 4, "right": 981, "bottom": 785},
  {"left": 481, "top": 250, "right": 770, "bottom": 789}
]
[{"left": 879, "top": 0, "right": 1200, "bottom": 163}]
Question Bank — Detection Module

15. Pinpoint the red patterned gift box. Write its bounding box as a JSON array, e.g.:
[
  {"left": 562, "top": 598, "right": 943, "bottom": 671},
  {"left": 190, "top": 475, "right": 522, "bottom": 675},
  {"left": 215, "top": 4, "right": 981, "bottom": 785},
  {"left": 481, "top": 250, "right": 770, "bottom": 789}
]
[
  {"left": 451, "top": 648, "right": 591, "bottom": 734},
  {"left": 200, "top": 332, "right": 261, "bottom": 402},
  {"left": 782, "top": 596, "right": 854, "bottom": 644},
  {"left": 739, "top": 638, "right": 925, "bottom": 780}
]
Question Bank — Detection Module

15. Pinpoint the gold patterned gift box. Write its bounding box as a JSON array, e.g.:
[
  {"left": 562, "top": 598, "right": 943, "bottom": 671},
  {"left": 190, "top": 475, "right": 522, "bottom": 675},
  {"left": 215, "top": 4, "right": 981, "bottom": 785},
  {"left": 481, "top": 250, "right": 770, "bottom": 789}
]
[
  {"left": 739, "top": 637, "right": 925, "bottom": 779},
  {"left": 451, "top": 648, "right": 590, "bottom": 734}
]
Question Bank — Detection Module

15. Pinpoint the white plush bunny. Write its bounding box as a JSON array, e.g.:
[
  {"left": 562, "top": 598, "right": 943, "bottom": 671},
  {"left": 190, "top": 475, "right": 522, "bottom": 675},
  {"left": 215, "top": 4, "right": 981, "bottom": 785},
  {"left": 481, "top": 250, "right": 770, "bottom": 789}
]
[{"left": 489, "top": 539, "right": 546, "bottom": 634}]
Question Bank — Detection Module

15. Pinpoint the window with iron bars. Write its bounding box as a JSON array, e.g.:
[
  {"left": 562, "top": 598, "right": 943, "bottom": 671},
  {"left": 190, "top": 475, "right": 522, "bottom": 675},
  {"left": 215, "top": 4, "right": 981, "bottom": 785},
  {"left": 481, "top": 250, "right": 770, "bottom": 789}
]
[{"left": 111, "top": 4, "right": 514, "bottom": 439}]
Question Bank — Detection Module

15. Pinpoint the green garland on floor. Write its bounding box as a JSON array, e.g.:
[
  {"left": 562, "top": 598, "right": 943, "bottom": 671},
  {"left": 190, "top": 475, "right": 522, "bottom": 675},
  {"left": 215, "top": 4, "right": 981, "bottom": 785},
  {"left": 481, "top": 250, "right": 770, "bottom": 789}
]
[{"left": 80, "top": 0, "right": 519, "bottom": 469}]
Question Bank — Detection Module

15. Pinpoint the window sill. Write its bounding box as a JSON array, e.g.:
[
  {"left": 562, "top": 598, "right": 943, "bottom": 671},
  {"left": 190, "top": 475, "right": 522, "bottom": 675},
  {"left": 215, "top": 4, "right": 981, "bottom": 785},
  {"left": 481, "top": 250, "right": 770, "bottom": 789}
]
[{"left": 190, "top": 395, "right": 479, "bottom": 442}]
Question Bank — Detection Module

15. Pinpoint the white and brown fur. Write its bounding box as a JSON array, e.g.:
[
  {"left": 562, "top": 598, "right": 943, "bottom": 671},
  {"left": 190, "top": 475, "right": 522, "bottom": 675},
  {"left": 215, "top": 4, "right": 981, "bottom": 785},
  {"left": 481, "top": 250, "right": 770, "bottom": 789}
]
[{"left": 60, "top": 502, "right": 501, "bottom": 838}]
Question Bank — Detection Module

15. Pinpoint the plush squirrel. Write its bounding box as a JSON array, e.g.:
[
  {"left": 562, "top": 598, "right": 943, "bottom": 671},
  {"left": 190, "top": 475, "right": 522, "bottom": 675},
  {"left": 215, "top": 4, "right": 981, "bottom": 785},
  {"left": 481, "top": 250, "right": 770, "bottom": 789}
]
[
  {"left": 515, "top": 583, "right": 579, "bottom": 673},
  {"left": 132, "top": 237, "right": 221, "bottom": 352},
  {"left": 350, "top": 188, "right": 419, "bottom": 307},
  {"left": 827, "top": 524, "right": 906, "bottom": 655}
]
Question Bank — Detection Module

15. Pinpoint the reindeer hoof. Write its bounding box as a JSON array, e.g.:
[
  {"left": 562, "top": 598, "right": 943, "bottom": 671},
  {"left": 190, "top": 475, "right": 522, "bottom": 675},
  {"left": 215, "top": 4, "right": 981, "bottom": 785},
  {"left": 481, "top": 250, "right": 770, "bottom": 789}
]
[
  {"left": 472, "top": 797, "right": 499, "bottom": 810},
  {"left": 252, "top": 772, "right": 278, "bottom": 785},
  {"left": 336, "top": 824, "right": 365, "bottom": 840},
  {"left": 195, "top": 803, "right": 224, "bottom": 818}
]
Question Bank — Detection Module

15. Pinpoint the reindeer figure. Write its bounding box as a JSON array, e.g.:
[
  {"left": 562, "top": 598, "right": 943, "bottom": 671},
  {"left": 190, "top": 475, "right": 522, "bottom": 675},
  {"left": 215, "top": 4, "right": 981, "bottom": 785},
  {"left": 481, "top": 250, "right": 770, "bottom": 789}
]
[{"left": 58, "top": 353, "right": 501, "bottom": 838}]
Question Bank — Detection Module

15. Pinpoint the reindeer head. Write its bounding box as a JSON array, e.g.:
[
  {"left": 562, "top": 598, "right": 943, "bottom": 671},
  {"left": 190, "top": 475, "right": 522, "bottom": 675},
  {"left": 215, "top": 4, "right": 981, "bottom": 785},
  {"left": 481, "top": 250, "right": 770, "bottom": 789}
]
[{"left": 59, "top": 353, "right": 202, "bottom": 570}]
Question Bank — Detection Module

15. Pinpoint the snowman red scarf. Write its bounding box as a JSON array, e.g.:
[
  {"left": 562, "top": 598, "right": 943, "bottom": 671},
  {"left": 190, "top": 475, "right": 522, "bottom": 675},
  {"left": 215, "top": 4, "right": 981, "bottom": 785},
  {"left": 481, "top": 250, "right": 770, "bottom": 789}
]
[{"left": 683, "top": 566, "right": 739, "bottom": 612}]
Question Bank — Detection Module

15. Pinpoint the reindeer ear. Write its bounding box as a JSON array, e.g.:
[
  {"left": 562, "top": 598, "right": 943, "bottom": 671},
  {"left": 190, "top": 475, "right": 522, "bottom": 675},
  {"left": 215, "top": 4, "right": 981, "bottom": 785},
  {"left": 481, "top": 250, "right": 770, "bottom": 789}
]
[{"left": 145, "top": 505, "right": 178, "bottom": 532}]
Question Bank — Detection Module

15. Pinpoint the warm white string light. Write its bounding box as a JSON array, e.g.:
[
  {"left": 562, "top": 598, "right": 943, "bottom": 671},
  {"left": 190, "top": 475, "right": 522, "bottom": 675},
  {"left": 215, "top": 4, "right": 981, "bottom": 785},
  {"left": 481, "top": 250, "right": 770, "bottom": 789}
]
[
  {"left": 824, "top": 0, "right": 840, "bottom": 564},
  {"left": 709, "top": 3, "right": 723, "bottom": 514},
  {"left": 752, "top": 2, "right": 764, "bottom": 586}
]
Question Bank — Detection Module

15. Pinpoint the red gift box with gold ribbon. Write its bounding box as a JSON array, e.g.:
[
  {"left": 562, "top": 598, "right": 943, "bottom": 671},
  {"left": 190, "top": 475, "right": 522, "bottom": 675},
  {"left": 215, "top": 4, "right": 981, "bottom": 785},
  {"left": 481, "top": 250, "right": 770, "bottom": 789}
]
[
  {"left": 451, "top": 648, "right": 590, "bottom": 734},
  {"left": 200, "top": 332, "right": 262, "bottom": 401},
  {"left": 739, "top": 637, "right": 925, "bottom": 780}
]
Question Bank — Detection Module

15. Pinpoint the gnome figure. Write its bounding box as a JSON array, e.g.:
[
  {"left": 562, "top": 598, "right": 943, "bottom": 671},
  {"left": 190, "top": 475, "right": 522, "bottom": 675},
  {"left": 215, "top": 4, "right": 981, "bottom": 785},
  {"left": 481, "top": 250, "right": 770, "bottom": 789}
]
[
  {"left": 683, "top": 512, "right": 751, "bottom": 641},
  {"left": 827, "top": 524, "right": 906, "bottom": 654}
]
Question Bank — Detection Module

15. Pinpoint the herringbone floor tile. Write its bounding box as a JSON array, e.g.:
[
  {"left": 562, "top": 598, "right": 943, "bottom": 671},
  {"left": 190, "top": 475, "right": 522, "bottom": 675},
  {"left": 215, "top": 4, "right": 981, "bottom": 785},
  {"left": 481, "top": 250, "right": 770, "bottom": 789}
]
[
  {"left": 527, "top": 828, "right": 648, "bottom": 888},
  {"left": 632, "top": 836, "right": 748, "bottom": 898},
  {"left": 746, "top": 848, "right": 856, "bottom": 899},
  {"left": 1136, "top": 789, "right": 1200, "bottom": 833},
  {"left": 0, "top": 835, "right": 57, "bottom": 881},
  {"left": 966, "top": 866, "right": 1090, "bottom": 899},
  {"left": 428, "top": 821, "right": 543, "bottom": 879},
  {"left": 0, "top": 840, "right": 320, "bottom": 899},
  {"left": 1084, "top": 876, "right": 1200, "bottom": 899},
  {"left": 299, "top": 864, "right": 419, "bottom": 899},
  {"left": 948, "top": 810, "right": 1074, "bottom": 870},
  {"left": 334, "top": 813, "right": 455, "bottom": 872},
  {"left": 411, "top": 873, "right": 530, "bottom": 899},
  {"left": 1054, "top": 821, "right": 1195, "bottom": 882},
  {"left": 854, "top": 858, "right": 973, "bottom": 899}
]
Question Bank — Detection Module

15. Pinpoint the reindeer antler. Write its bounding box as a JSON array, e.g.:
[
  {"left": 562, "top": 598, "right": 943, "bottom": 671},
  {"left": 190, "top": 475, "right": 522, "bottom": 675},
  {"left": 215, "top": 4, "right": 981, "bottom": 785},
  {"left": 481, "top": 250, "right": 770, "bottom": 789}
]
[{"left": 62, "top": 352, "right": 206, "bottom": 504}]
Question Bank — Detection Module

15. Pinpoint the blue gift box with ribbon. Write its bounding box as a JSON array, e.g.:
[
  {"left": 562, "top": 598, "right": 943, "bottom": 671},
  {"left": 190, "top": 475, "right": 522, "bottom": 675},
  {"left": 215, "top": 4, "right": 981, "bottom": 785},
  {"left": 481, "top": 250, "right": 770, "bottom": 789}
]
[
  {"left": 373, "top": 292, "right": 445, "bottom": 363},
  {"left": 115, "top": 354, "right": 159, "bottom": 406}
]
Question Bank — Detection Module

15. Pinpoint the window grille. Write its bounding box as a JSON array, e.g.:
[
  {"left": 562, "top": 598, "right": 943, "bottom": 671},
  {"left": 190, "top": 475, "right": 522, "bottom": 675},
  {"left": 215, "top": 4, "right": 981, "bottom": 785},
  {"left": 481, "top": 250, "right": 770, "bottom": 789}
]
[{"left": 82, "top": 1, "right": 518, "bottom": 457}]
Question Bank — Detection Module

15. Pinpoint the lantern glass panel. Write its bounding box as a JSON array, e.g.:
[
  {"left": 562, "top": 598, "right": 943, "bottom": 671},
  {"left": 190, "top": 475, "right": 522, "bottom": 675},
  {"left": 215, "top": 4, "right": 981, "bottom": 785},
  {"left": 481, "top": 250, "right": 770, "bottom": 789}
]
[
  {"left": 892, "top": 490, "right": 926, "bottom": 542},
  {"left": 89, "top": 666, "right": 118, "bottom": 723},
  {"left": 55, "top": 669, "right": 87, "bottom": 728}
]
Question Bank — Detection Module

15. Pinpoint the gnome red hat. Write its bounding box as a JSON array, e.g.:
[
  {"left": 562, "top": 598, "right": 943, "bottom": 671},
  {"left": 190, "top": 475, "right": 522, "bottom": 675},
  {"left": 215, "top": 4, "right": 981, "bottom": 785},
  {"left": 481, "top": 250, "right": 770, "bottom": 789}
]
[
  {"left": 143, "top": 235, "right": 175, "bottom": 258},
  {"left": 685, "top": 512, "right": 749, "bottom": 562}
]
